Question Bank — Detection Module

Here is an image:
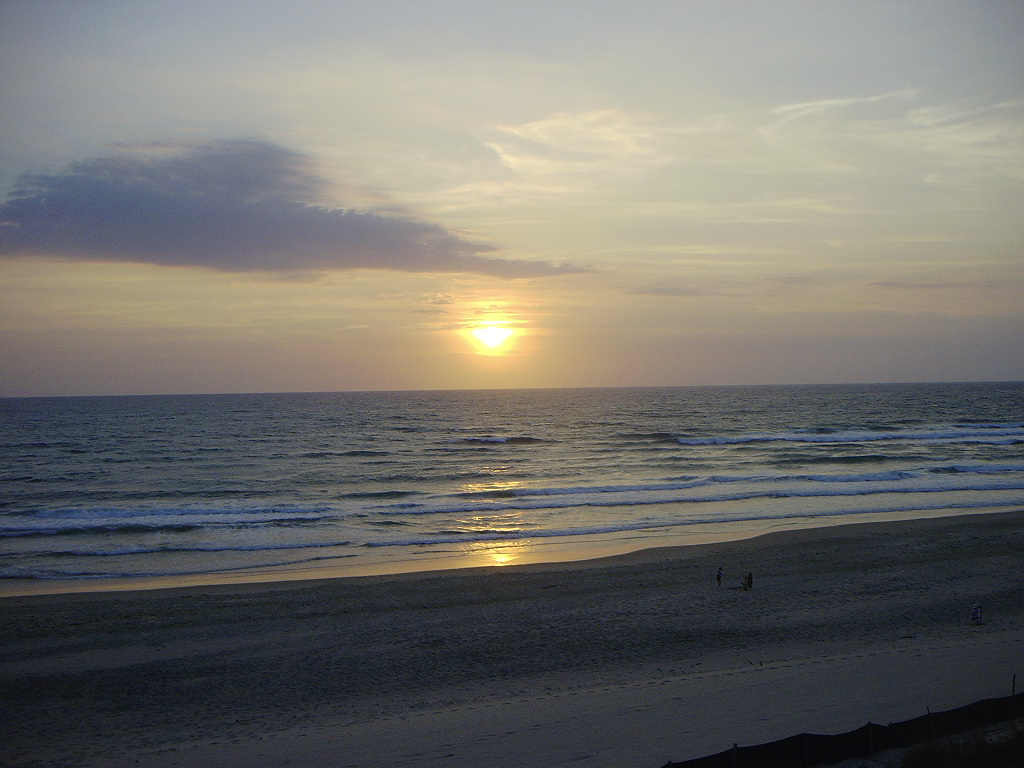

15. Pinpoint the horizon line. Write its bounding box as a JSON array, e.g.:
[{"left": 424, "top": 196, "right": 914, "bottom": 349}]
[{"left": 3, "top": 379, "right": 1022, "bottom": 400}]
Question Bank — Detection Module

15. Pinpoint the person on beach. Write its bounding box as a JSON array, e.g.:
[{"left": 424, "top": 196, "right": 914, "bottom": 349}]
[
  {"left": 716, "top": 567, "right": 723, "bottom": 587},
  {"left": 744, "top": 572, "right": 753, "bottom": 590}
]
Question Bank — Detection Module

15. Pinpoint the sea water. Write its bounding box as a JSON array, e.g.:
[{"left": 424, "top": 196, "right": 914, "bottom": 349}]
[{"left": 2, "top": 382, "right": 1023, "bottom": 585}]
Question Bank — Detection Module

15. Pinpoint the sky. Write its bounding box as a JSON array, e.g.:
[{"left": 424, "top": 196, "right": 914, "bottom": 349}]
[{"left": 1, "top": 0, "right": 1022, "bottom": 396}]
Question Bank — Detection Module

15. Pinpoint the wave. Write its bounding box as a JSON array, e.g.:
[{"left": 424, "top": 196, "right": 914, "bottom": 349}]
[
  {"left": 615, "top": 432, "right": 686, "bottom": 444},
  {"left": 0, "top": 522, "right": 205, "bottom": 539},
  {"left": 299, "top": 450, "right": 390, "bottom": 458},
  {"left": 452, "top": 476, "right": 706, "bottom": 500},
  {"left": 0, "top": 506, "right": 336, "bottom": 540},
  {"left": 397, "top": 463, "right": 1024, "bottom": 502},
  {"left": 4, "top": 383, "right": 1020, "bottom": 583},
  {"left": 5, "top": 464, "right": 1021, "bottom": 540},
  {"left": 6, "top": 496, "right": 1022, "bottom": 581},
  {"left": 769, "top": 453, "right": 919, "bottom": 466},
  {"left": 45, "top": 538, "right": 353, "bottom": 558},
  {"left": 13, "top": 504, "right": 332, "bottom": 521},
  {"left": 0, "top": 514, "right": 337, "bottom": 540},
  {"left": 361, "top": 499, "right": 1024, "bottom": 549},
  {"left": 461, "top": 436, "right": 549, "bottom": 445},
  {"left": 339, "top": 490, "right": 419, "bottom": 500},
  {"left": 372, "top": 475, "right": 1024, "bottom": 517},
  {"left": 675, "top": 424, "right": 1024, "bottom": 446}
]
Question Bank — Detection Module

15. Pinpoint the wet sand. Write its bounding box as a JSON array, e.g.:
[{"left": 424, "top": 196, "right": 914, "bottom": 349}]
[{"left": 2, "top": 510, "right": 1022, "bottom": 767}]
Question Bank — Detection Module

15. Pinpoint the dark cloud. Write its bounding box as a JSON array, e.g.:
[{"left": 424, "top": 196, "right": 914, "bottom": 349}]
[{"left": 0, "top": 140, "right": 583, "bottom": 278}]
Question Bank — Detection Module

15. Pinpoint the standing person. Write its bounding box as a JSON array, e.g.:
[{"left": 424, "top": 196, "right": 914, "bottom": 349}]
[
  {"left": 745, "top": 572, "right": 753, "bottom": 590},
  {"left": 716, "top": 567, "right": 723, "bottom": 587}
]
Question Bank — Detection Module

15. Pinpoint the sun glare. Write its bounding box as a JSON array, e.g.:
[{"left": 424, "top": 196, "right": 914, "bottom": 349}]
[
  {"left": 471, "top": 326, "right": 514, "bottom": 348},
  {"left": 464, "top": 322, "right": 519, "bottom": 355}
]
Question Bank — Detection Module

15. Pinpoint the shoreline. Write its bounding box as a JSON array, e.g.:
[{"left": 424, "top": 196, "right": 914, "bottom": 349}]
[
  {"left": 3, "top": 504, "right": 1020, "bottom": 599},
  {"left": 3, "top": 509, "right": 1022, "bottom": 767}
]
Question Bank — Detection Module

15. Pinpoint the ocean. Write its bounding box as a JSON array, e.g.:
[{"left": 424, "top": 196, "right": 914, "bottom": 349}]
[{"left": 2, "top": 382, "right": 1023, "bottom": 587}]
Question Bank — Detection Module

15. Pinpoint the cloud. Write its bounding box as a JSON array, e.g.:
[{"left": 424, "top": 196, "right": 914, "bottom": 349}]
[
  {"left": 760, "top": 92, "right": 1024, "bottom": 185},
  {"left": 630, "top": 283, "right": 709, "bottom": 297},
  {"left": 631, "top": 274, "right": 820, "bottom": 298},
  {"left": 869, "top": 280, "right": 974, "bottom": 290},
  {"left": 0, "top": 139, "right": 583, "bottom": 277},
  {"left": 484, "top": 110, "right": 668, "bottom": 177},
  {"left": 768, "top": 89, "right": 919, "bottom": 125}
]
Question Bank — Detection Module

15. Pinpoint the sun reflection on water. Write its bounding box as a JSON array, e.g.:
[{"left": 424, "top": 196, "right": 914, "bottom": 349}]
[
  {"left": 458, "top": 479, "right": 522, "bottom": 495},
  {"left": 463, "top": 538, "right": 532, "bottom": 567}
]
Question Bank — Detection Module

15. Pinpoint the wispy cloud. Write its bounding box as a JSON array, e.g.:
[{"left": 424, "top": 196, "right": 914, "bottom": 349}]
[
  {"left": 0, "top": 140, "right": 585, "bottom": 277},
  {"left": 631, "top": 274, "right": 819, "bottom": 298},
  {"left": 871, "top": 280, "right": 980, "bottom": 290},
  {"left": 629, "top": 283, "right": 710, "bottom": 297},
  {"left": 484, "top": 110, "right": 668, "bottom": 177},
  {"left": 768, "top": 89, "right": 920, "bottom": 126},
  {"left": 760, "top": 91, "right": 1024, "bottom": 184}
]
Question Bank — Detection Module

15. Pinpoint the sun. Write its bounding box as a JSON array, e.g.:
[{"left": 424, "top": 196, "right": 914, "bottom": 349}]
[
  {"left": 471, "top": 326, "right": 514, "bottom": 348},
  {"left": 464, "top": 323, "right": 518, "bottom": 355}
]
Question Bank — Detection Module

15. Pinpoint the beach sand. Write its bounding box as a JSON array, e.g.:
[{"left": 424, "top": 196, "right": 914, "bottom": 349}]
[{"left": 2, "top": 511, "right": 1022, "bottom": 768}]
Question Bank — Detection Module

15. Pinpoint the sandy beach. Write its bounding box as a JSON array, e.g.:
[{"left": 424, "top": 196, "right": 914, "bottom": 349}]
[{"left": 2, "top": 511, "right": 1022, "bottom": 768}]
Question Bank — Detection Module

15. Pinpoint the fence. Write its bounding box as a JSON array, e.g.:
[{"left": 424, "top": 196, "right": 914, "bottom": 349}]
[{"left": 661, "top": 688, "right": 1023, "bottom": 768}]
